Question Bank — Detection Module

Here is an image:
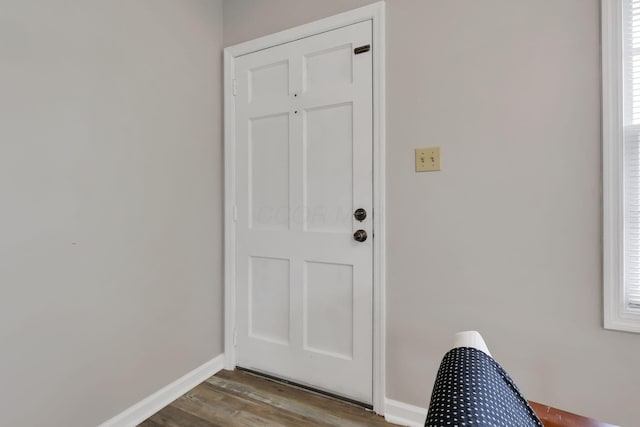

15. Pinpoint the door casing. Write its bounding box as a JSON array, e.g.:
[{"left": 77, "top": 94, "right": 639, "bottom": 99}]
[{"left": 223, "top": 1, "right": 386, "bottom": 414}]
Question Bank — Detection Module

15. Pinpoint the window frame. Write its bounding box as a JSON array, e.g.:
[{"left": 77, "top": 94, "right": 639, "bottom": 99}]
[{"left": 602, "top": 0, "right": 640, "bottom": 333}]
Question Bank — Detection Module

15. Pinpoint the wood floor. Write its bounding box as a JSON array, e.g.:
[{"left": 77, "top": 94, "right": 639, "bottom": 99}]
[{"left": 139, "top": 370, "right": 394, "bottom": 427}]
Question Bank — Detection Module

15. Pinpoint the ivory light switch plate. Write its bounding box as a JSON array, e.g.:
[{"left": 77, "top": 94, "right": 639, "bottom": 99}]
[{"left": 415, "top": 147, "right": 441, "bottom": 172}]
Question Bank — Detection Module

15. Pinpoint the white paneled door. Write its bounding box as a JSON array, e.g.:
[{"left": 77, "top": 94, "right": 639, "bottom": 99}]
[{"left": 234, "top": 20, "right": 373, "bottom": 404}]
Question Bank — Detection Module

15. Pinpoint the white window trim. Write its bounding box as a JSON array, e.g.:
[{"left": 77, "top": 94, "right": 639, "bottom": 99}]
[{"left": 602, "top": 0, "right": 640, "bottom": 333}]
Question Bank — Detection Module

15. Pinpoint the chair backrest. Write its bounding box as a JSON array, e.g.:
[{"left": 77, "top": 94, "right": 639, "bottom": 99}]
[{"left": 452, "top": 330, "right": 492, "bottom": 357}]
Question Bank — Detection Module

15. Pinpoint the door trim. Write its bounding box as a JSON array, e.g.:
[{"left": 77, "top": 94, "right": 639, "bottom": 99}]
[{"left": 223, "top": 1, "right": 386, "bottom": 414}]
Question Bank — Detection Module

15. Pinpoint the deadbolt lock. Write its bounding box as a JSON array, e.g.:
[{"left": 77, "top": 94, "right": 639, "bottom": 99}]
[{"left": 354, "top": 208, "right": 367, "bottom": 222}]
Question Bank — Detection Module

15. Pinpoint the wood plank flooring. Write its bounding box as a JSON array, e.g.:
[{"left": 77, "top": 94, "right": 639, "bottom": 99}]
[{"left": 139, "top": 370, "right": 394, "bottom": 427}]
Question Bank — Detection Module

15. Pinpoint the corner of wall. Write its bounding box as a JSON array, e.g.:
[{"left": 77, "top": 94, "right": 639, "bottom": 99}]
[{"left": 98, "top": 354, "right": 225, "bottom": 427}]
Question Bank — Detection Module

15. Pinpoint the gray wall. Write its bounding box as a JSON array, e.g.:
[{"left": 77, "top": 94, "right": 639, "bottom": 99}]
[
  {"left": 224, "top": 1, "right": 640, "bottom": 426},
  {"left": 0, "top": 1, "right": 223, "bottom": 426}
]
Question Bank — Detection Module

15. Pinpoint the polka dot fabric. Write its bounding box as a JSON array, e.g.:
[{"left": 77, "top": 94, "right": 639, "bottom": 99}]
[{"left": 424, "top": 347, "right": 543, "bottom": 427}]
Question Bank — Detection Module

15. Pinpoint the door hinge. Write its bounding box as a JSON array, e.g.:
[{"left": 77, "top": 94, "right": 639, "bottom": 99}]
[
  {"left": 233, "top": 205, "right": 238, "bottom": 221},
  {"left": 232, "top": 79, "right": 237, "bottom": 96},
  {"left": 233, "top": 330, "right": 238, "bottom": 346}
]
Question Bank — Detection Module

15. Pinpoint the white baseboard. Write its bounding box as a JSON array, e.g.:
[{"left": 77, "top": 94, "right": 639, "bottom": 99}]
[
  {"left": 384, "top": 398, "right": 428, "bottom": 427},
  {"left": 99, "top": 353, "right": 225, "bottom": 427},
  {"left": 98, "top": 356, "right": 428, "bottom": 427}
]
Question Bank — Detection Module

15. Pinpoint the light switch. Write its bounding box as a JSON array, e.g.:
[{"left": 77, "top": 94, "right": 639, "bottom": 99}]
[{"left": 415, "top": 147, "right": 441, "bottom": 172}]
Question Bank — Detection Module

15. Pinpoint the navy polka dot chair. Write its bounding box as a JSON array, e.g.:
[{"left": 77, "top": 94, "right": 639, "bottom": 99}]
[{"left": 424, "top": 331, "right": 543, "bottom": 427}]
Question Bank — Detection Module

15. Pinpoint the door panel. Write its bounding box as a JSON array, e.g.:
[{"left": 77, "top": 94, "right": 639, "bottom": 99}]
[
  {"left": 249, "top": 113, "right": 290, "bottom": 230},
  {"left": 305, "top": 103, "right": 353, "bottom": 232},
  {"left": 304, "top": 261, "right": 354, "bottom": 359},
  {"left": 234, "top": 19, "right": 373, "bottom": 404},
  {"left": 249, "top": 61, "right": 289, "bottom": 102},
  {"left": 249, "top": 256, "right": 290, "bottom": 345},
  {"left": 304, "top": 45, "right": 353, "bottom": 89}
]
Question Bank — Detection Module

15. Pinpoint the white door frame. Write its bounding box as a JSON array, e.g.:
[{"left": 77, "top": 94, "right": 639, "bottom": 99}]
[{"left": 223, "top": 2, "right": 386, "bottom": 414}]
